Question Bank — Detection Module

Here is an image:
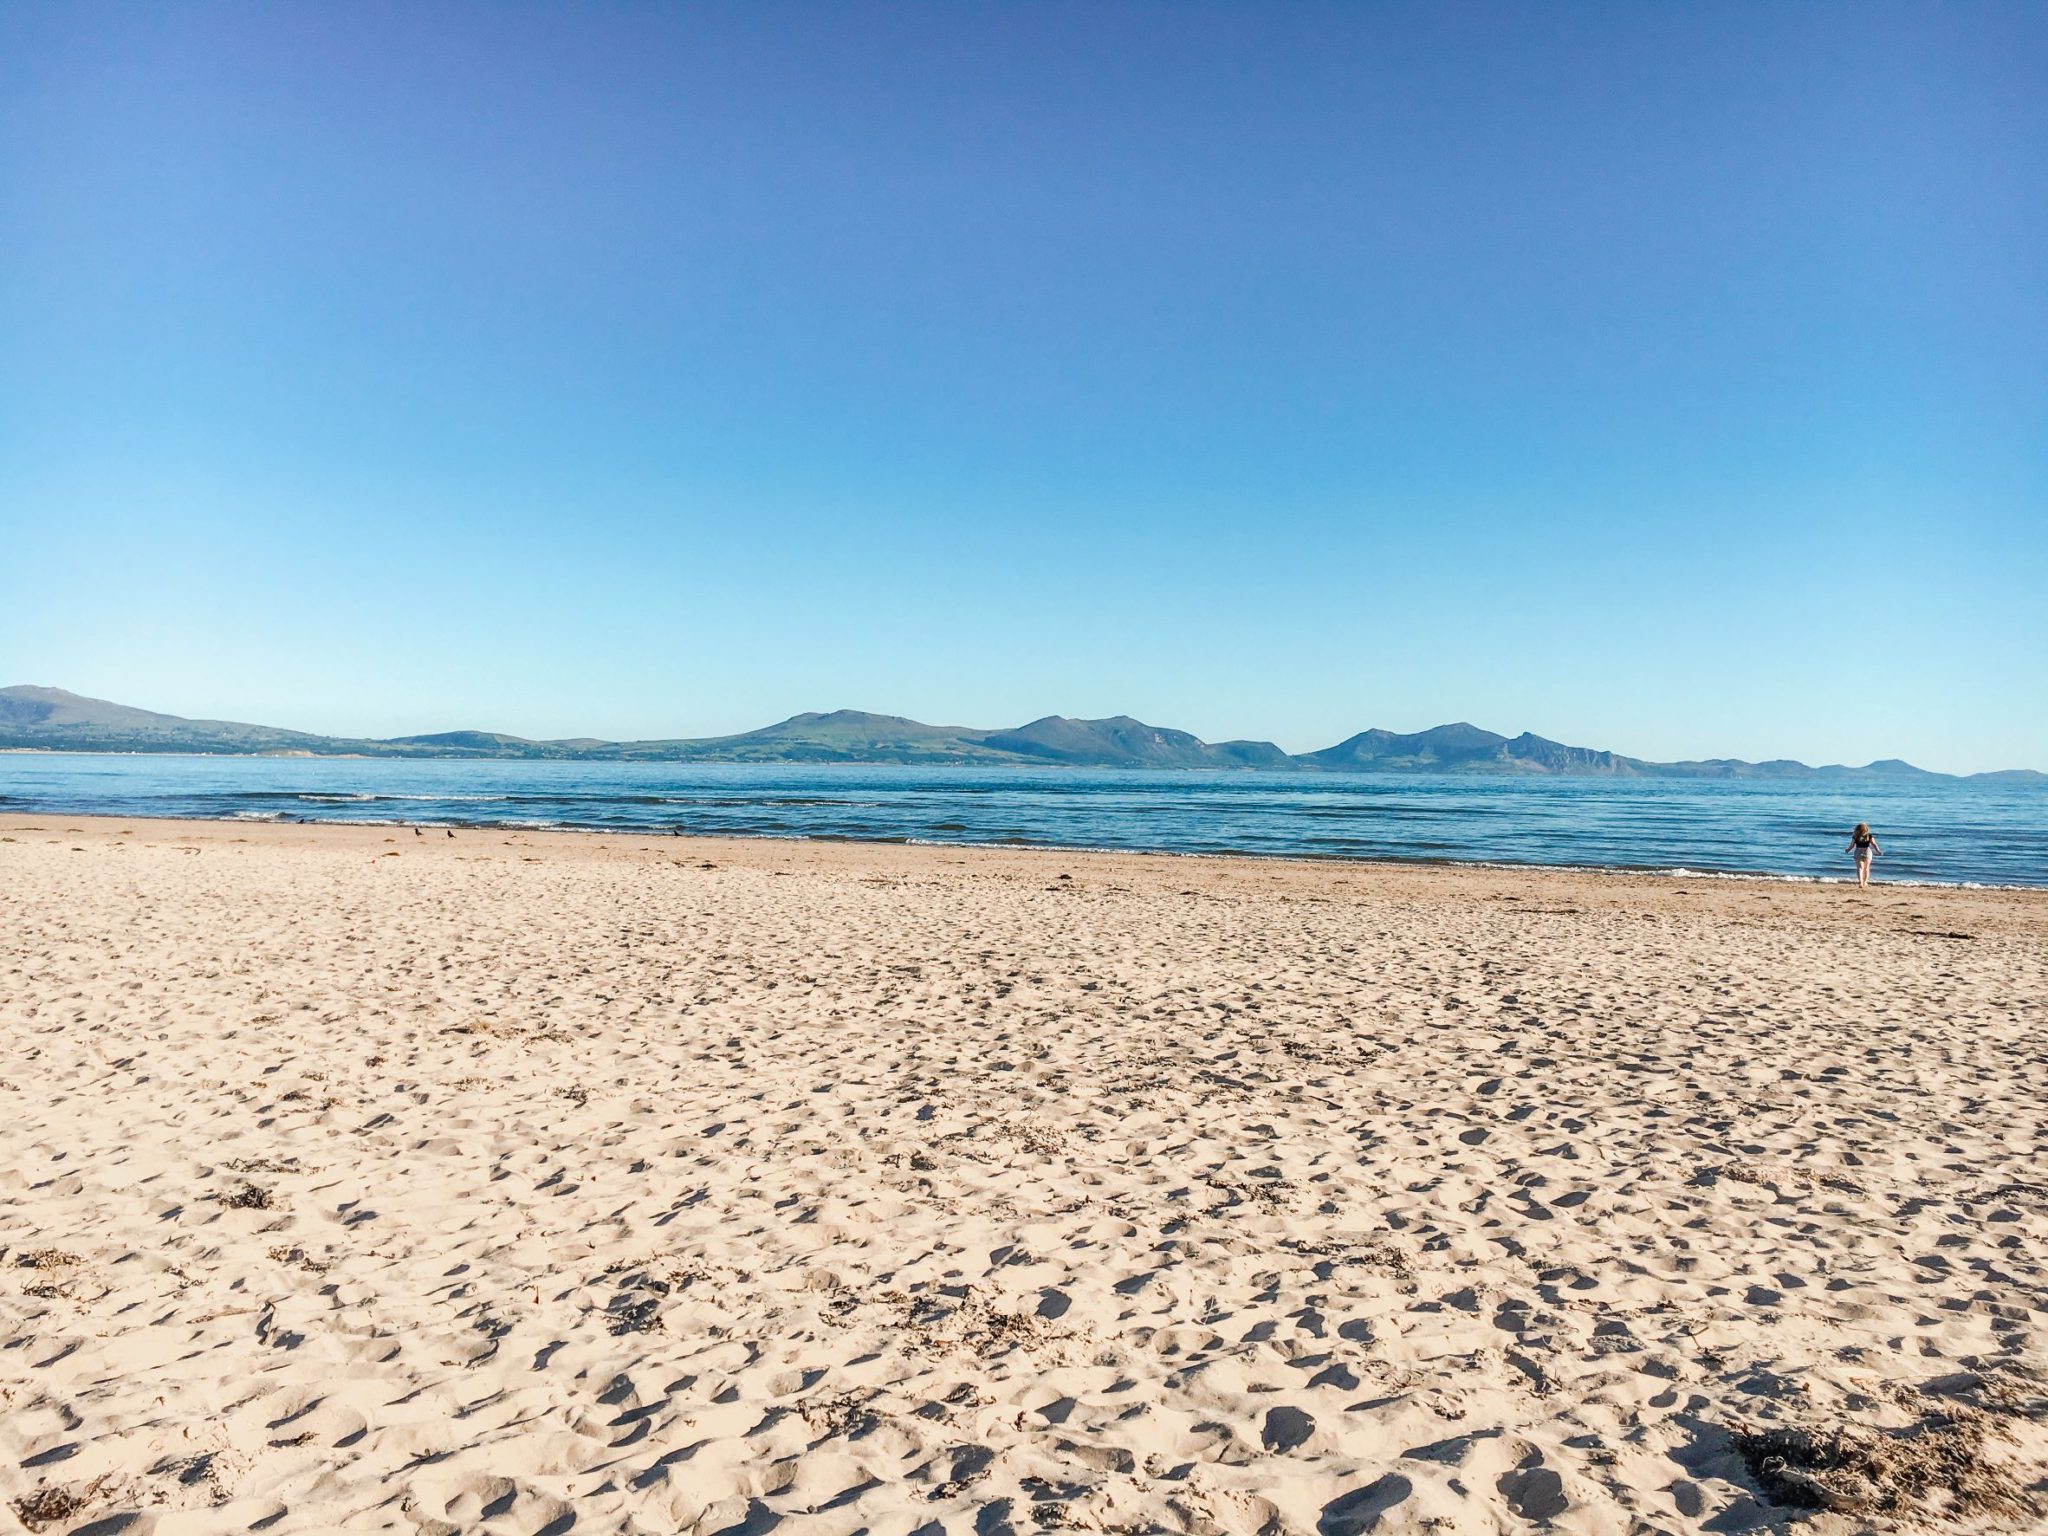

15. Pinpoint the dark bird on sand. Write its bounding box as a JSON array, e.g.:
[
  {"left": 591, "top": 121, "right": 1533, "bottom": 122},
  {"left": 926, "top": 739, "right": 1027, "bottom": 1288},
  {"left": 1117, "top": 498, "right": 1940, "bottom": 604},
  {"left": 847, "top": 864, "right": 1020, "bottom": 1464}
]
[
  {"left": 413, "top": 827, "right": 422, "bottom": 838},
  {"left": 446, "top": 829, "right": 455, "bottom": 839}
]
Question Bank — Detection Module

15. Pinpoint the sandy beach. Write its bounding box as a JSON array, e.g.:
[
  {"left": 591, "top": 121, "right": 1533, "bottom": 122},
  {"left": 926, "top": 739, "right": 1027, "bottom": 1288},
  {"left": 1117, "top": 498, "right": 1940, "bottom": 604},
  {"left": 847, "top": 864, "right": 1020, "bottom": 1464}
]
[{"left": 1, "top": 815, "right": 2043, "bottom": 1534}]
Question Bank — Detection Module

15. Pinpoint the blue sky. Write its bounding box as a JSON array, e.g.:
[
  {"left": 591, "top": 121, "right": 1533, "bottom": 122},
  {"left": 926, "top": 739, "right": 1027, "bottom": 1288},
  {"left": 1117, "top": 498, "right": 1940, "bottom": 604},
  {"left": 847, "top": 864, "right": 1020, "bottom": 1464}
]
[{"left": 3, "top": 2, "right": 2043, "bottom": 771}]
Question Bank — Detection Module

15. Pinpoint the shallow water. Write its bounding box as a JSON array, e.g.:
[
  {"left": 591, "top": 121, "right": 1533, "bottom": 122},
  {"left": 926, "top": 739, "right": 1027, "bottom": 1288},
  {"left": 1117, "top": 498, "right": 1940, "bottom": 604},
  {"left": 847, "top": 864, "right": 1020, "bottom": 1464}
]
[{"left": 2, "top": 752, "right": 2043, "bottom": 886}]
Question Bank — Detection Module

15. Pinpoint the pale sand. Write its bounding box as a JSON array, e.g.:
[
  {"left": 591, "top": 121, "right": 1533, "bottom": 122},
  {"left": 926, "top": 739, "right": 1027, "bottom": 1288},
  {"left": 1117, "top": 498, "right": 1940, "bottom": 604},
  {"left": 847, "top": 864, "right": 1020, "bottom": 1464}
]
[{"left": 1, "top": 816, "right": 2044, "bottom": 1535}]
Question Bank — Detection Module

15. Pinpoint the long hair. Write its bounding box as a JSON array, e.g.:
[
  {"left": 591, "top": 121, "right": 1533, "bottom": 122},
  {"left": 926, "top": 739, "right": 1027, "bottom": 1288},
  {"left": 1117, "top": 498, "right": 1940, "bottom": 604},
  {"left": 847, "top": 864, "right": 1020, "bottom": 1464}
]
[{"left": 1853, "top": 822, "right": 1870, "bottom": 839}]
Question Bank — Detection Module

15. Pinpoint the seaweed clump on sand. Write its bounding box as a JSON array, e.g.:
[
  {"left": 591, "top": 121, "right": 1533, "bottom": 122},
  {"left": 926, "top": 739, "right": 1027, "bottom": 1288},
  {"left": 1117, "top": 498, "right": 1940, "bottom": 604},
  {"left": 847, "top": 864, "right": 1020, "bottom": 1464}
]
[
  {"left": 12, "top": 1477, "right": 110, "bottom": 1532},
  {"left": 1731, "top": 1414, "right": 2031, "bottom": 1521},
  {"left": 14, "top": 1248, "right": 82, "bottom": 1270}
]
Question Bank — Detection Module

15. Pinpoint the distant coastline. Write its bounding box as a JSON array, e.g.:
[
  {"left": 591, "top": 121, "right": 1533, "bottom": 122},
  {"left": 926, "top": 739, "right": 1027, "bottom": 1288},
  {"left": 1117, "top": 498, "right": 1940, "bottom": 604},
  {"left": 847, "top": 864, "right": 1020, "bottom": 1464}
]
[{"left": 4, "top": 684, "right": 2043, "bottom": 783}]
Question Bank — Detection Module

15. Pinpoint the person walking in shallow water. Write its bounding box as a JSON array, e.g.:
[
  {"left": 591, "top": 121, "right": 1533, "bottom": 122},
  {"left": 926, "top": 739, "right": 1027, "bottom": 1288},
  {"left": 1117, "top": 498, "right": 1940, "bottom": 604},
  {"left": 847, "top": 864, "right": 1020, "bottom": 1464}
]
[{"left": 1846, "top": 822, "right": 1882, "bottom": 888}]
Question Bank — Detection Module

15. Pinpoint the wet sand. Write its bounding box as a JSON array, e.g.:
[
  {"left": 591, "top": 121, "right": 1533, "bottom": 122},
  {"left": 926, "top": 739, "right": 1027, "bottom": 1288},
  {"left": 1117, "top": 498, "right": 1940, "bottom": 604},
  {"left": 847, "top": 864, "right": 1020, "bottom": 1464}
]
[{"left": 2, "top": 815, "right": 2044, "bottom": 1533}]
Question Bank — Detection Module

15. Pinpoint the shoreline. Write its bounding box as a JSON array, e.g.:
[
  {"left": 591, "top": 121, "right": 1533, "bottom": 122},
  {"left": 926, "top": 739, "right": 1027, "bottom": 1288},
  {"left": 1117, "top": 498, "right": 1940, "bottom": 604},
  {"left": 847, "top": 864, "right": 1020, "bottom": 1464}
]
[{"left": 3, "top": 806, "right": 2042, "bottom": 893}]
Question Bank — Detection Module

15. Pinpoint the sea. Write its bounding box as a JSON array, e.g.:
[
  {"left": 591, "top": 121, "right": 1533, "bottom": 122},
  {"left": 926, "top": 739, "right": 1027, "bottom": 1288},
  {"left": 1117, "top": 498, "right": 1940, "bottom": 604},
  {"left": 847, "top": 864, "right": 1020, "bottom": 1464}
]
[{"left": 2, "top": 752, "right": 2042, "bottom": 888}]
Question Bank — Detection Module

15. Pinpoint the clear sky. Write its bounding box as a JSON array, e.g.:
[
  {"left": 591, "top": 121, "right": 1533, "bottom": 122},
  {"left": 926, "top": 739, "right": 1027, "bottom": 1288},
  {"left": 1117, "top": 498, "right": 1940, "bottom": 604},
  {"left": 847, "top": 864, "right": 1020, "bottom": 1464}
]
[{"left": 3, "top": 2, "right": 2043, "bottom": 771}]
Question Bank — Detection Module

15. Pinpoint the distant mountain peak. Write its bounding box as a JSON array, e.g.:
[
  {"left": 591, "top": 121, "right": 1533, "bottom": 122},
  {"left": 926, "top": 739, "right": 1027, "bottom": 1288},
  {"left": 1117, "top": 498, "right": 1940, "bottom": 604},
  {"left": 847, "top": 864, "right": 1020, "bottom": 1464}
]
[{"left": 777, "top": 709, "right": 928, "bottom": 729}]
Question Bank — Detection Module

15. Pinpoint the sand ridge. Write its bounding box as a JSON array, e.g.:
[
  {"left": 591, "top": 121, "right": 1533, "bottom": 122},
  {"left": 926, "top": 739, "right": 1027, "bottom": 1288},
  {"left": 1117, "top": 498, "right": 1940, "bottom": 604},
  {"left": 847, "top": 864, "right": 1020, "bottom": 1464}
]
[{"left": 1, "top": 816, "right": 2044, "bottom": 1533}]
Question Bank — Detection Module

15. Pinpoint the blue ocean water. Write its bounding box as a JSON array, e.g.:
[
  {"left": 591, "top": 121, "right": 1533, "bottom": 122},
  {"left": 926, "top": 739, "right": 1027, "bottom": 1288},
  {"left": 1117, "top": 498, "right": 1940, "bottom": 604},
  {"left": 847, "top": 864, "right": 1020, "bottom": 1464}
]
[{"left": 1, "top": 752, "right": 2042, "bottom": 886}]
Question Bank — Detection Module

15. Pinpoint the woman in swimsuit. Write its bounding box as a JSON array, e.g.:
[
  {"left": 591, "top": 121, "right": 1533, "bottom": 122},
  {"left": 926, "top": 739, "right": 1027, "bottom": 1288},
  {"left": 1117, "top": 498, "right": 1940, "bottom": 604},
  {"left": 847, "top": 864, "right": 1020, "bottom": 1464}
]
[{"left": 1846, "top": 822, "right": 1882, "bottom": 888}]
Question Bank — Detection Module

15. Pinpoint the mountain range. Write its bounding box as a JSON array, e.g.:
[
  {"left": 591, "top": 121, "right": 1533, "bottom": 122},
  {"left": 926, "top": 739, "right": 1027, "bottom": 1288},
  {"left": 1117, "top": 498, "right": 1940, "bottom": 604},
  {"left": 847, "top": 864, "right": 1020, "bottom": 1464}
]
[{"left": 2, "top": 685, "right": 2040, "bottom": 783}]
